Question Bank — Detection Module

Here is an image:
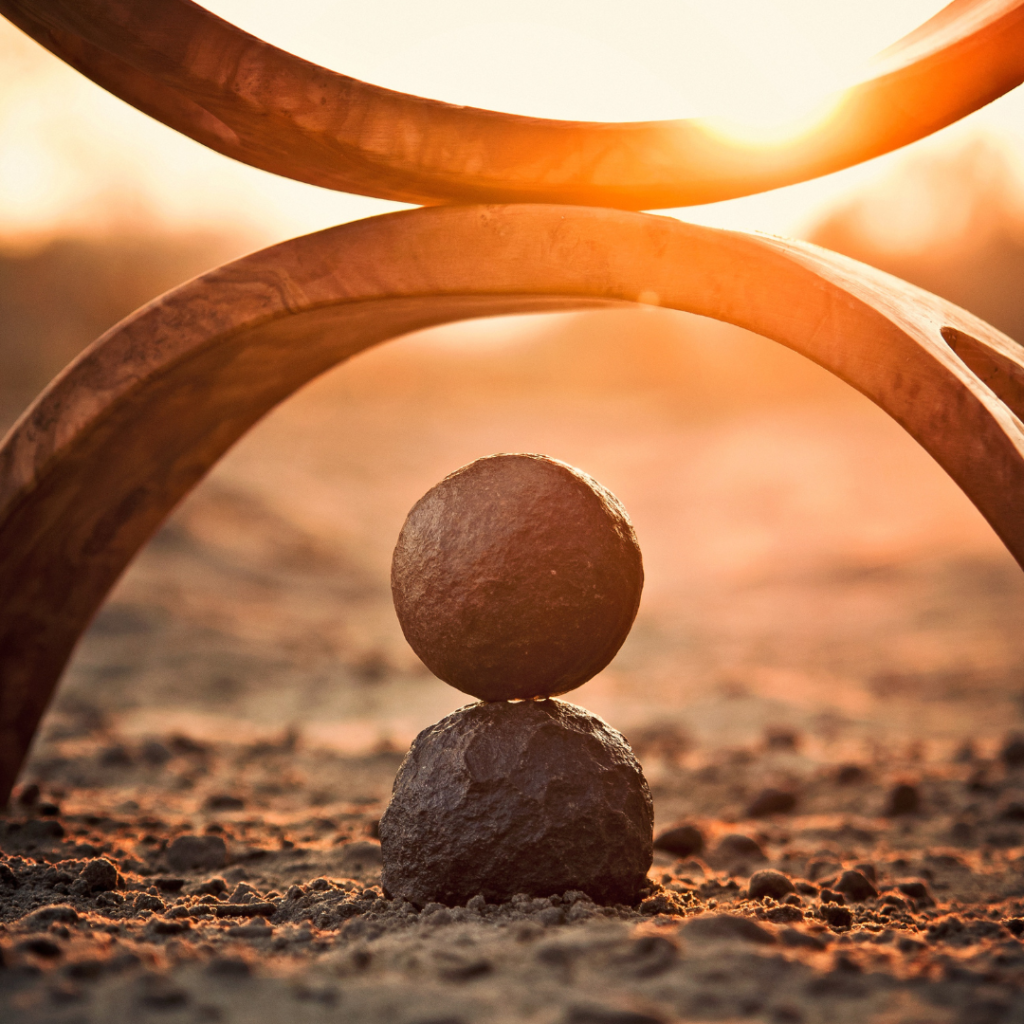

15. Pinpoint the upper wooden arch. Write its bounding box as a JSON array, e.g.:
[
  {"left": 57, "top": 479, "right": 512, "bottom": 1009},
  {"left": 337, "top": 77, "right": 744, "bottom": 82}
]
[
  {"left": 3, "top": 0, "right": 1024, "bottom": 208},
  {"left": 1, "top": 204, "right": 1023, "bottom": 800}
]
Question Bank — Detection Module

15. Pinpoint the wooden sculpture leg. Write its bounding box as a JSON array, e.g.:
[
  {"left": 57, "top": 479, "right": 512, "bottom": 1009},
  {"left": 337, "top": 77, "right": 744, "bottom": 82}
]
[{"left": 2, "top": 204, "right": 1023, "bottom": 803}]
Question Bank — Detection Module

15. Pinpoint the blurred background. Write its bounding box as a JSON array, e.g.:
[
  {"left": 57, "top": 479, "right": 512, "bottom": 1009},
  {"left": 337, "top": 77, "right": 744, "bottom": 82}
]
[{"left": 3, "top": 1, "right": 1024, "bottom": 770}]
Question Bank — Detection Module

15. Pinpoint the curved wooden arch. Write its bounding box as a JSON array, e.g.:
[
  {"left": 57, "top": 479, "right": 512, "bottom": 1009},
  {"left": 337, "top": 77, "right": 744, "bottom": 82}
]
[
  {"left": 2, "top": 204, "right": 1024, "bottom": 800},
  {"left": 2, "top": 0, "right": 1024, "bottom": 209}
]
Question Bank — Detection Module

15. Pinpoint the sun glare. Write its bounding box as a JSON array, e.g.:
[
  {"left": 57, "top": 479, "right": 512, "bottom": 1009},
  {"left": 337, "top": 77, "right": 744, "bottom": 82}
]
[{"left": 699, "top": 94, "right": 846, "bottom": 153}]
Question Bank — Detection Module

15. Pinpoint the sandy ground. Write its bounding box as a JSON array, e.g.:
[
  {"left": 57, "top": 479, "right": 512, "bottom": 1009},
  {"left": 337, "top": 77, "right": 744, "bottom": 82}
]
[{"left": 3, "top": 309, "right": 1024, "bottom": 1022}]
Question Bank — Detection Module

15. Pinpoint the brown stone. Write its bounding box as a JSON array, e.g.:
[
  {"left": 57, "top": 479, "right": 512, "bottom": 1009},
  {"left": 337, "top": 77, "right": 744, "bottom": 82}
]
[
  {"left": 653, "top": 823, "right": 705, "bottom": 859},
  {"left": 391, "top": 454, "right": 643, "bottom": 702},
  {"left": 748, "top": 870, "right": 796, "bottom": 901},
  {"left": 746, "top": 788, "right": 797, "bottom": 817},
  {"left": 710, "top": 834, "right": 767, "bottom": 868},
  {"left": 835, "top": 870, "right": 878, "bottom": 902},
  {"left": 166, "top": 835, "right": 227, "bottom": 873},
  {"left": 379, "top": 699, "right": 653, "bottom": 906},
  {"left": 80, "top": 858, "right": 118, "bottom": 892}
]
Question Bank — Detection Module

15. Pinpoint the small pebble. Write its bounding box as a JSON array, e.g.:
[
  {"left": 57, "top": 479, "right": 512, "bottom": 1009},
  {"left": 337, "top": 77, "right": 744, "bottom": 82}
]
[
  {"left": 748, "top": 870, "right": 795, "bottom": 901},
  {"left": 835, "top": 765, "right": 867, "bottom": 785},
  {"left": 80, "top": 858, "right": 119, "bottom": 893},
  {"left": 896, "top": 880, "right": 930, "bottom": 900},
  {"left": 746, "top": 789, "right": 797, "bottom": 817},
  {"left": 19, "top": 938, "right": 62, "bottom": 958},
  {"left": 806, "top": 859, "right": 841, "bottom": 882},
  {"left": 17, "top": 783, "right": 40, "bottom": 806},
  {"left": 764, "top": 728, "right": 800, "bottom": 751},
  {"left": 852, "top": 862, "right": 876, "bottom": 882},
  {"left": 711, "top": 834, "right": 767, "bottom": 866},
  {"left": 820, "top": 904, "right": 853, "bottom": 930},
  {"left": 1000, "top": 733, "right": 1024, "bottom": 767},
  {"left": 205, "top": 794, "right": 245, "bottom": 811},
  {"left": 194, "top": 878, "right": 228, "bottom": 896},
  {"left": 834, "top": 870, "right": 877, "bottom": 902},
  {"left": 885, "top": 783, "right": 920, "bottom": 816},
  {"left": 25, "top": 906, "right": 79, "bottom": 927},
  {"left": 880, "top": 894, "right": 908, "bottom": 911},
  {"left": 148, "top": 918, "right": 190, "bottom": 935},
  {"left": 140, "top": 740, "right": 171, "bottom": 765},
  {"left": 999, "top": 801, "right": 1024, "bottom": 821},
  {"left": 154, "top": 877, "right": 185, "bottom": 892},
  {"left": 652, "top": 824, "right": 704, "bottom": 859},
  {"left": 166, "top": 835, "right": 227, "bottom": 872},
  {"left": 100, "top": 745, "right": 133, "bottom": 767}
]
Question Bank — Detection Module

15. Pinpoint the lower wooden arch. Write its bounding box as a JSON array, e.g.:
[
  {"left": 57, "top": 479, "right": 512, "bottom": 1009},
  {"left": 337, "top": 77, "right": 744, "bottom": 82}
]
[{"left": 2, "top": 204, "right": 1023, "bottom": 801}]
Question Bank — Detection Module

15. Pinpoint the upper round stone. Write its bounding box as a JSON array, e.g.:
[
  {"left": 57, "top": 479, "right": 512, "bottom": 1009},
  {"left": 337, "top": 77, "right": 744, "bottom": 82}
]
[{"left": 391, "top": 453, "right": 644, "bottom": 701}]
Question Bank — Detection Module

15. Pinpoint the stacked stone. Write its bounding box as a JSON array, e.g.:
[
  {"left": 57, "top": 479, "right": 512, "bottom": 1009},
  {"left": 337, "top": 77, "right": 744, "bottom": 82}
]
[{"left": 380, "top": 454, "right": 652, "bottom": 906}]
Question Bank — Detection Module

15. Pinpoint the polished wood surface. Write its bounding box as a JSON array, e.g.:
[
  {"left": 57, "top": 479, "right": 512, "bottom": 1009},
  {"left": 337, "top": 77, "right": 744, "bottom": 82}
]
[
  {"left": 2, "top": 203, "right": 1023, "bottom": 800},
  {"left": 2, "top": 0, "right": 1023, "bottom": 208}
]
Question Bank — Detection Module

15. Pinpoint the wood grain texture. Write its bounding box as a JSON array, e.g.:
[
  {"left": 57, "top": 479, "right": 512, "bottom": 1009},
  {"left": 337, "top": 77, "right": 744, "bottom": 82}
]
[
  {"left": 2, "top": 0, "right": 1023, "bottom": 209},
  {"left": 1, "top": 203, "right": 1023, "bottom": 800}
]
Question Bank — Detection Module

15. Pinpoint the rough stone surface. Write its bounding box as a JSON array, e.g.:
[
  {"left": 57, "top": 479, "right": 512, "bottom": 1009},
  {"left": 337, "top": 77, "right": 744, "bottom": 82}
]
[
  {"left": 379, "top": 699, "right": 653, "bottom": 906},
  {"left": 391, "top": 453, "right": 644, "bottom": 701},
  {"left": 80, "top": 858, "right": 119, "bottom": 892}
]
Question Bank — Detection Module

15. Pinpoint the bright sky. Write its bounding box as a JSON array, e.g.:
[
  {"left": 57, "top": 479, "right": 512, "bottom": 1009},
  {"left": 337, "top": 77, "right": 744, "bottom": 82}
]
[{"left": 2, "top": 0, "right": 1024, "bottom": 245}]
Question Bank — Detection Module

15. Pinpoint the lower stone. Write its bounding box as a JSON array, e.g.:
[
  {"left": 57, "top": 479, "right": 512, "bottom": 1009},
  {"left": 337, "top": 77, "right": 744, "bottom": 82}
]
[{"left": 380, "top": 699, "right": 653, "bottom": 906}]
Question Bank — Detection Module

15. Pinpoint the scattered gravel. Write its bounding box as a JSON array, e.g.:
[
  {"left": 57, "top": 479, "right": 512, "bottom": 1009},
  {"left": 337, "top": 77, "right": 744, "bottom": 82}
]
[{"left": 5, "top": 720, "right": 1024, "bottom": 1024}]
